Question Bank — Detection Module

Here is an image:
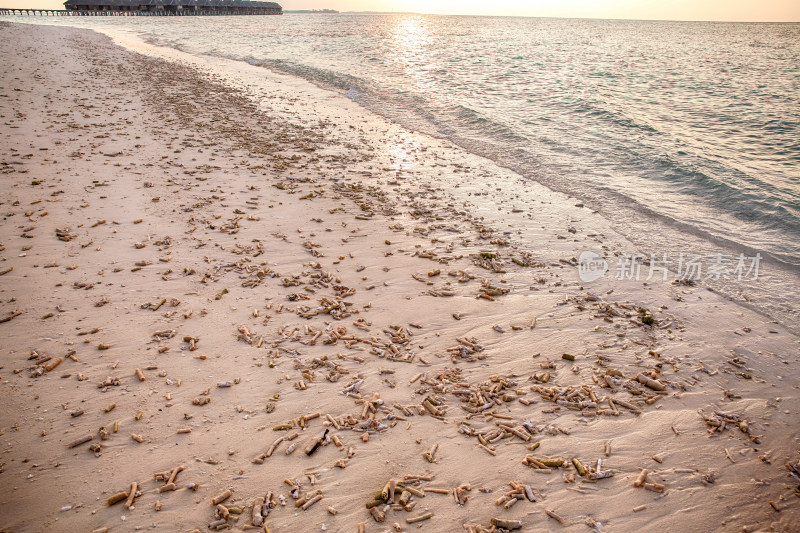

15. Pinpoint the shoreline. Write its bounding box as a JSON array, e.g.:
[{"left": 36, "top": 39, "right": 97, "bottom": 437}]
[
  {"left": 107, "top": 22, "right": 800, "bottom": 336},
  {"left": 128, "top": 18, "right": 800, "bottom": 336},
  {"left": 5, "top": 15, "right": 800, "bottom": 336},
  {"left": 0, "top": 21, "right": 798, "bottom": 532}
]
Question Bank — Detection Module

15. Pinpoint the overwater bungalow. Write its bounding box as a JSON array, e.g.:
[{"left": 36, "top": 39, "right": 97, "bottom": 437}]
[{"left": 62, "top": 0, "right": 282, "bottom": 15}]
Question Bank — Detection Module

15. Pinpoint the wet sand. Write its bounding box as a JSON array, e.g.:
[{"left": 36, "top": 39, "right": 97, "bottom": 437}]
[{"left": 0, "top": 21, "right": 798, "bottom": 533}]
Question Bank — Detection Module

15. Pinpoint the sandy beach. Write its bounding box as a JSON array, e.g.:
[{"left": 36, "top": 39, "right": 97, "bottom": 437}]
[{"left": 0, "top": 21, "right": 798, "bottom": 532}]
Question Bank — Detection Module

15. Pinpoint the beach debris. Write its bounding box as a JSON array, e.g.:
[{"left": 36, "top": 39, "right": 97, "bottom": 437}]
[
  {"left": 211, "top": 489, "right": 232, "bottom": 505},
  {"left": 477, "top": 280, "right": 509, "bottom": 299},
  {"left": 406, "top": 512, "right": 433, "bottom": 524},
  {"left": 107, "top": 491, "right": 129, "bottom": 506},
  {"left": 422, "top": 443, "right": 439, "bottom": 463},
  {"left": 124, "top": 482, "right": 139, "bottom": 509},
  {"left": 490, "top": 517, "right": 523, "bottom": 530},
  {"left": 643, "top": 482, "right": 666, "bottom": 493},
  {"left": 55, "top": 228, "right": 76, "bottom": 242},
  {"left": 699, "top": 409, "right": 758, "bottom": 442},
  {"left": 545, "top": 509, "right": 566, "bottom": 524},
  {"left": 305, "top": 429, "right": 329, "bottom": 456},
  {"left": 495, "top": 481, "right": 538, "bottom": 509},
  {"left": 0, "top": 310, "right": 22, "bottom": 324},
  {"left": 152, "top": 329, "right": 176, "bottom": 340},
  {"left": 572, "top": 457, "right": 588, "bottom": 477},
  {"left": 67, "top": 434, "right": 94, "bottom": 449},
  {"left": 636, "top": 373, "right": 666, "bottom": 391}
]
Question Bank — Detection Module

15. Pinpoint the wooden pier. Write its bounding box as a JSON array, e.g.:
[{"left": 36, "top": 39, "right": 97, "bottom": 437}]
[{"left": 1, "top": 8, "right": 73, "bottom": 15}]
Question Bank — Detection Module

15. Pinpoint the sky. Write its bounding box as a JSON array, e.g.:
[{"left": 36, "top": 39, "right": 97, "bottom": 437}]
[{"left": 6, "top": 0, "right": 800, "bottom": 22}]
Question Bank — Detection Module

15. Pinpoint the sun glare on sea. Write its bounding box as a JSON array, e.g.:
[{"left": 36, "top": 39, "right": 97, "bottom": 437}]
[
  {"left": 388, "top": 15, "right": 437, "bottom": 93},
  {"left": 392, "top": 15, "right": 430, "bottom": 48}
]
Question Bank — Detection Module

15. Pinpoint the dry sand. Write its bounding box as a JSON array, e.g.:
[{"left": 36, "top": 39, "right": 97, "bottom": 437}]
[{"left": 0, "top": 21, "right": 798, "bottom": 533}]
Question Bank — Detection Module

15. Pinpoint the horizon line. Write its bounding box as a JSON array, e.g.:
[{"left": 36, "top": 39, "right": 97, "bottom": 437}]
[{"left": 322, "top": 10, "right": 800, "bottom": 23}]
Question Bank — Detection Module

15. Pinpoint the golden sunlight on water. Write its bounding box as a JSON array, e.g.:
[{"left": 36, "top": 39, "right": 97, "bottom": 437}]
[{"left": 388, "top": 15, "right": 437, "bottom": 93}]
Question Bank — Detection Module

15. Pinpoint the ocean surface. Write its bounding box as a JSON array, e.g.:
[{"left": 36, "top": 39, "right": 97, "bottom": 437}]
[{"left": 5, "top": 13, "right": 800, "bottom": 326}]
